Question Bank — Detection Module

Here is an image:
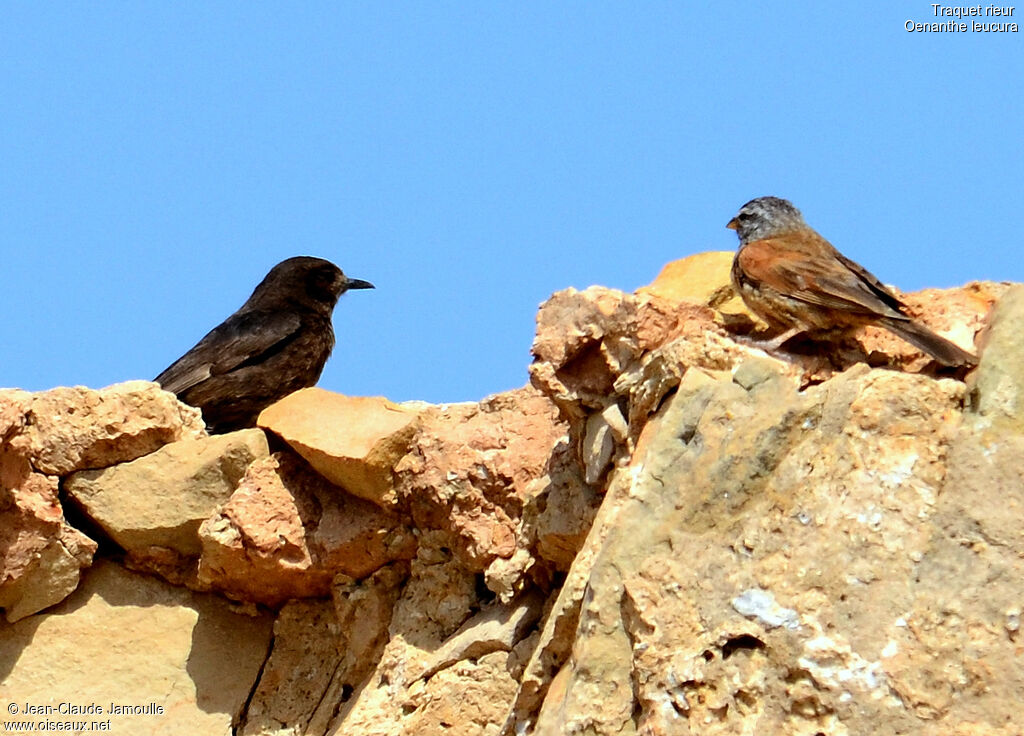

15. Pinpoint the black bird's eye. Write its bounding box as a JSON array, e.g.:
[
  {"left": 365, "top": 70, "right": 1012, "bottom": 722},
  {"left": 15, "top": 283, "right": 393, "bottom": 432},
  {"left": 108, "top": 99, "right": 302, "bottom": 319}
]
[{"left": 306, "top": 268, "right": 337, "bottom": 299}]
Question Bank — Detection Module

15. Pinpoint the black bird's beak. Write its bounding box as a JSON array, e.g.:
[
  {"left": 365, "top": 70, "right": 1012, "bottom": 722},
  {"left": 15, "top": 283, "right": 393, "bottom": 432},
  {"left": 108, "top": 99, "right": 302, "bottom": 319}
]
[
  {"left": 344, "top": 277, "right": 375, "bottom": 291},
  {"left": 726, "top": 218, "right": 738, "bottom": 231}
]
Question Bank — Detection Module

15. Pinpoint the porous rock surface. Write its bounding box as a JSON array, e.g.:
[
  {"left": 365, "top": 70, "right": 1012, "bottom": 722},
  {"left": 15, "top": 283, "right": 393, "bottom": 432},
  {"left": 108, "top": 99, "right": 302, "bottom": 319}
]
[{"left": 0, "top": 253, "right": 1019, "bottom": 735}]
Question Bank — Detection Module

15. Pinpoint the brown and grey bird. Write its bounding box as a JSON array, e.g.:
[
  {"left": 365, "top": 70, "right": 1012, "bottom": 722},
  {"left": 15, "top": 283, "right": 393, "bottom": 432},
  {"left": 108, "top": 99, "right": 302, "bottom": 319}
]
[
  {"left": 727, "top": 196, "right": 976, "bottom": 367},
  {"left": 155, "top": 256, "right": 374, "bottom": 433}
]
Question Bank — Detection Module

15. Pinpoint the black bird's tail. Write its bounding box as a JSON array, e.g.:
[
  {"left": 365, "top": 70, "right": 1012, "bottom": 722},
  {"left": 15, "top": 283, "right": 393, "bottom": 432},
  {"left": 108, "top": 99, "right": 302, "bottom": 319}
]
[{"left": 880, "top": 317, "right": 977, "bottom": 367}]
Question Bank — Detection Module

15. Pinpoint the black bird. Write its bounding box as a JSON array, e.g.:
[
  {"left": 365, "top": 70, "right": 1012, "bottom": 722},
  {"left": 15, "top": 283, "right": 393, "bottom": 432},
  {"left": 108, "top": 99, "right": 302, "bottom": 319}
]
[{"left": 155, "top": 256, "right": 374, "bottom": 433}]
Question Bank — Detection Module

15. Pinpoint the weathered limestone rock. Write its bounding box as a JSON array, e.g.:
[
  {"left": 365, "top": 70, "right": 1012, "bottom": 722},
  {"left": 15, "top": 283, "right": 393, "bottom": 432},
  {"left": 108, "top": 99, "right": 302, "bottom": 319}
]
[
  {"left": 0, "top": 561, "right": 273, "bottom": 735},
  {"left": 394, "top": 387, "right": 565, "bottom": 574},
  {"left": 516, "top": 353, "right": 1024, "bottom": 734},
  {"left": 327, "top": 563, "right": 410, "bottom": 723},
  {"left": 259, "top": 388, "right": 421, "bottom": 508},
  {"left": 65, "top": 428, "right": 269, "bottom": 557},
  {"left": 412, "top": 588, "right": 545, "bottom": 683},
  {"left": 323, "top": 546, "right": 473, "bottom": 733},
  {"left": 530, "top": 286, "right": 733, "bottom": 421},
  {"left": 241, "top": 599, "right": 348, "bottom": 736},
  {"left": 1, "top": 404, "right": 96, "bottom": 622},
  {"left": 241, "top": 563, "right": 409, "bottom": 736},
  {"left": 1, "top": 257, "right": 1015, "bottom": 736},
  {"left": 899, "top": 285, "right": 1024, "bottom": 728},
  {"left": 527, "top": 438, "right": 598, "bottom": 572},
  {"left": 504, "top": 423, "right": 649, "bottom": 732},
  {"left": 2, "top": 381, "right": 204, "bottom": 475},
  {"left": 0, "top": 515, "right": 96, "bottom": 623},
  {"left": 527, "top": 283, "right": 747, "bottom": 521},
  {"left": 1, "top": 382, "right": 203, "bottom": 619},
  {"left": 0, "top": 458, "right": 93, "bottom": 623},
  {"left": 393, "top": 652, "right": 520, "bottom": 736},
  {"left": 331, "top": 542, "right": 539, "bottom": 736},
  {"left": 335, "top": 653, "right": 521, "bottom": 736},
  {"left": 515, "top": 363, "right": 976, "bottom": 735},
  {"left": 197, "top": 451, "right": 415, "bottom": 607},
  {"left": 970, "top": 284, "right": 1024, "bottom": 430}
]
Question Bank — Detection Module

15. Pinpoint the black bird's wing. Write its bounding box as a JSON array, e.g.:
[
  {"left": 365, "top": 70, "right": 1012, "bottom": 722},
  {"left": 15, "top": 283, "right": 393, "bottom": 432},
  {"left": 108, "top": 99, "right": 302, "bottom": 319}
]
[{"left": 155, "top": 309, "right": 301, "bottom": 395}]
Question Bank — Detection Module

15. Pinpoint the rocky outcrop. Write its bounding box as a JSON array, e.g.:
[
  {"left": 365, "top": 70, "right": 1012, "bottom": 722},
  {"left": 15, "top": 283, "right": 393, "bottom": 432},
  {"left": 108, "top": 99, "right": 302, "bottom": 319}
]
[
  {"left": 0, "top": 381, "right": 204, "bottom": 622},
  {"left": 1, "top": 253, "right": 1019, "bottom": 735},
  {"left": 0, "top": 561, "right": 272, "bottom": 733},
  {"left": 196, "top": 451, "right": 415, "bottom": 607},
  {"left": 258, "top": 389, "right": 422, "bottom": 508},
  {"left": 66, "top": 428, "right": 270, "bottom": 557}
]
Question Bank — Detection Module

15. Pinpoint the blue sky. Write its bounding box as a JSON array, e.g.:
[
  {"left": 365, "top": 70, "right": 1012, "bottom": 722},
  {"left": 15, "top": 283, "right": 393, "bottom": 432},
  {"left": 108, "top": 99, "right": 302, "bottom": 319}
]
[{"left": 2, "top": 3, "right": 1021, "bottom": 403}]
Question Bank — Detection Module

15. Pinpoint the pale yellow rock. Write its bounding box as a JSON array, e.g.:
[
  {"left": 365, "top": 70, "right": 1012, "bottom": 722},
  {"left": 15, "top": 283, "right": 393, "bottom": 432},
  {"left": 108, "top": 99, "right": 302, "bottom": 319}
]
[
  {"left": 221, "top": 566, "right": 413, "bottom": 736},
  {"left": 971, "top": 284, "right": 1024, "bottom": 430},
  {"left": 240, "top": 599, "right": 343, "bottom": 736},
  {"left": 259, "top": 388, "right": 421, "bottom": 507},
  {"left": 0, "top": 561, "right": 272, "bottom": 736},
  {"left": 413, "top": 589, "right": 545, "bottom": 682},
  {"left": 400, "top": 652, "right": 519, "bottom": 736},
  {"left": 635, "top": 250, "right": 736, "bottom": 307},
  {"left": 333, "top": 652, "right": 518, "bottom": 736},
  {"left": 503, "top": 418, "right": 648, "bottom": 732},
  {"left": 322, "top": 563, "right": 409, "bottom": 731},
  {"left": 327, "top": 544, "right": 487, "bottom": 734},
  {"left": 65, "top": 428, "right": 269, "bottom": 556},
  {"left": 582, "top": 411, "right": 615, "bottom": 485}
]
